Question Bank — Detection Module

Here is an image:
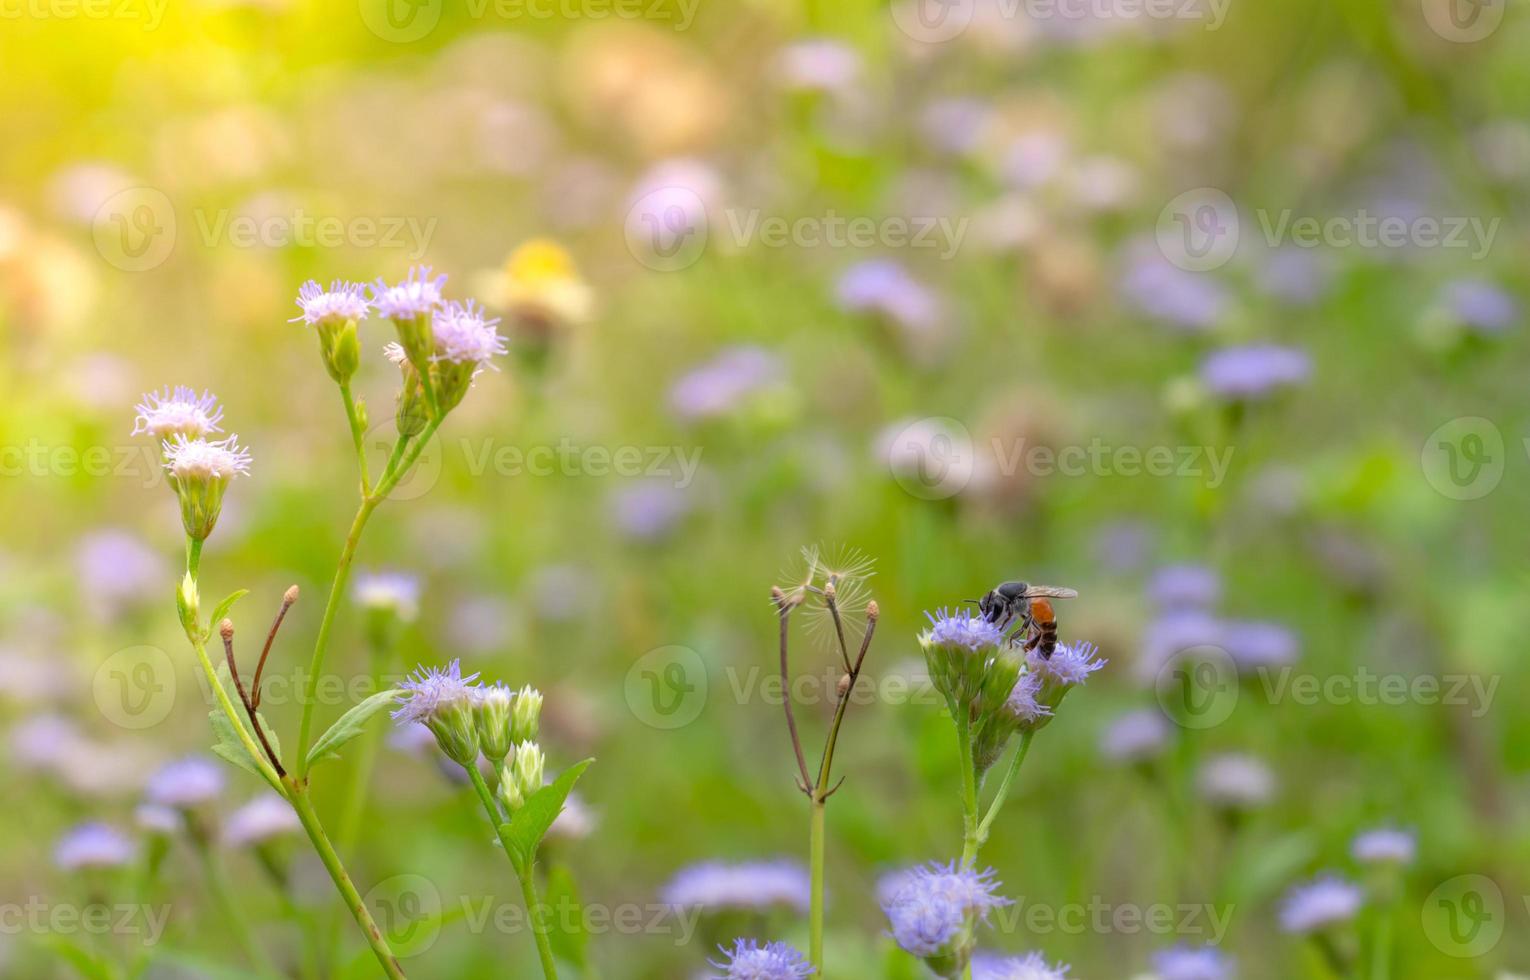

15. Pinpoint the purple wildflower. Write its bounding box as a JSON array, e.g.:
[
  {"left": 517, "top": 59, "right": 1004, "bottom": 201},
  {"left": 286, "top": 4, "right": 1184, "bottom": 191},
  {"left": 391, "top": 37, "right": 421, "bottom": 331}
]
[
  {"left": 1026, "top": 642, "right": 1106, "bottom": 687},
  {"left": 432, "top": 299, "right": 507, "bottom": 366},
  {"left": 135, "top": 804, "right": 181, "bottom": 836},
  {"left": 132, "top": 386, "right": 223, "bottom": 441},
  {"left": 1003, "top": 672, "right": 1051, "bottom": 726},
  {"left": 972, "top": 951, "right": 1072, "bottom": 979},
  {"left": 391, "top": 659, "right": 482, "bottom": 726},
  {"left": 162, "top": 434, "right": 251, "bottom": 481},
  {"left": 1197, "top": 753, "right": 1276, "bottom": 809},
  {"left": 881, "top": 862, "right": 1011, "bottom": 958},
  {"left": 1152, "top": 944, "right": 1234, "bottom": 980},
  {"left": 371, "top": 266, "right": 447, "bottom": 321},
  {"left": 1351, "top": 828, "right": 1416, "bottom": 866},
  {"left": 1441, "top": 278, "right": 1518, "bottom": 334},
  {"left": 835, "top": 259, "right": 942, "bottom": 337},
  {"left": 352, "top": 570, "right": 422, "bottom": 622},
  {"left": 610, "top": 482, "right": 691, "bottom": 541},
  {"left": 223, "top": 793, "right": 302, "bottom": 847},
  {"left": 668, "top": 346, "right": 783, "bottom": 422},
  {"left": 76, "top": 529, "right": 167, "bottom": 617},
  {"left": 1147, "top": 564, "right": 1220, "bottom": 611},
  {"left": 1118, "top": 243, "right": 1229, "bottom": 332},
  {"left": 921, "top": 608, "right": 1005, "bottom": 653},
  {"left": 1199, "top": 344, "right": 1311, "bottom": 400},
  {"left": 292, "top": 280, "right": 370, "bottom": 325},
  {"left": 145, "top": 755, "right": 225, "bottom": 808},
  {"left": 1219, "top": 620, "right": 1298, "bottom": 672},
  {"left": 708, "top": 939, "right": 814, "bottom": 980},
  {"left": 1256, "top": 247, "right": 1331, "bottom": 307},
  {"left": 661, "top": 860, "right": 811, "bottom": 912},
  {"left": 54, "top": 822, "right": 135, "bottom": 871},
  {"left": 1100, "top": 708, "right": 1172, "bottom": 763},
  {"left": 1279, "top": 876, "right": 1363, "bottom": 934}
]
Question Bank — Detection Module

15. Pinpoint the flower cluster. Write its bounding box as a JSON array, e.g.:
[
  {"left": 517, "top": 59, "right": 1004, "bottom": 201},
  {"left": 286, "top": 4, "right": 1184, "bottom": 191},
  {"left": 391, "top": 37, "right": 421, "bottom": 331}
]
[
  {"left": 708, "top": 939, "right": 814, "bottom": 980},
  {"left": 920, "top": 608, "right": 1104, "bottom": 778},
  {"left": 292, "top": 280, "right": 370, "bottom": 382},
  {"left": 369, "top": 267, "right": 508, "bottom": 420},
  {"left": 660, "top": 860, "right": 811, "bottom": 912},
  {"left": 880, "top": 862, "right": 1012, "bottom": 978},
  {"left": 133, "top": 389, "right": 251, "bottom": 543}
]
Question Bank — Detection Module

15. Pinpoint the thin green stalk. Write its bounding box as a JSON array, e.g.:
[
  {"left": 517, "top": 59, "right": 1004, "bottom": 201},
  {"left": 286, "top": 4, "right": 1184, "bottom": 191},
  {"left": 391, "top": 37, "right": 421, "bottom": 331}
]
[
  {"left": 974, "top": 731, "right": 1034, "bottom": 847},
  {"left": 288, "top": 783, "right": 407, "bottom": 980},
  {"left": 809, "top": 799, "right": 826, "bottom": 974},
  {"left": 1370, "top": 904, "right": 1392, "bottom": 980},
  {"left": 188, "top": 825, "right": 277, "bottom": 976},
  {"left": 339, "top": 381, "right": 372, "bottom": 496},
  {"left": 957, "top": 710, "right": 980, "bottom": 869},
  {"left": 466, "top": 766, "right": 559, "bottom": 980}
]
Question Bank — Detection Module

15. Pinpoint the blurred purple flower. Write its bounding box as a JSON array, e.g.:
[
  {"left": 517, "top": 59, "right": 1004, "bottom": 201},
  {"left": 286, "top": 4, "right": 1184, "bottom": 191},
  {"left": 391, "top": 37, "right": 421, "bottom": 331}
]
[
  {"left": 1100, "top": 708, "right": 1172, "bottom": 763},
  {"left": 1197, "top": 753, "right": 1276, "bottom": 809},
  {"left": 1199, "top": 345, "right": 1311, "bottom": 400},
  {"left": 774, "top": 38, "right": 861, "bottom": 93},
  {"left": 1280, "top": 876, "right": 1363, "bottom": 934},
  {"left": 668, "top": 346, "right": 784, "bottom": 423},
  {"left": 1256, "top": 248, "right": 1331, "bottom": 307},
  {"left": 145, "top": 755, "right": 225, "bottom": 809},
  {"left": 76, "top": 529, "right": 168, "bottom": 618},
  {"left": 223, "top": 793, "right": 302, "bottom": 847},
  {"left": 1351, "top": 827, "right": 1416, "bottom": 866},
  {"left": 1119, "top": 244, "right": 1229, "bottom": 332},
  {"left": 1219, "top": 620, "right": 1298, "bottom": 672},
  {"left": 1147, "top": 564, "right": 1221, "bottom": 611},
  {"left": 1152, "top": 944, "right": 1234, "bottom": 980},
  {"left": 972, "top": 951, "right": 1072, "bottom": 979},
  {"left": 918, "top": 98, "right": 992, "bottom": 157},
  {"left": 55, "top": 822, "right": 135, "bottom": 871},
  {"left": 610, "top": 482, "right": 691, "bottom": 542},
  {"left": 662, "top": 860, "right": 811, "bottom": 912},
  {"left": 835, "top": 259, "right": 943, "bottom": 338},
  {"left": 1441, "top": 278, "right": 1519, "bottom": 334}
]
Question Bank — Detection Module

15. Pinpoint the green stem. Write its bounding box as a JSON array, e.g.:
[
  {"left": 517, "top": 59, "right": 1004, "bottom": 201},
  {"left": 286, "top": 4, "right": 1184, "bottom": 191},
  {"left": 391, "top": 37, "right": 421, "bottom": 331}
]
[
  {"left": 372, "top": 419, "right": 439, "bottom": 501},
  {"left": 974, "top": 731, "right": 1035, "bottom": 846},
  {"left": 1370, "top": 903, "right": 1392, "bottom": 980},
  {"left": 295, "top": 499, "right": 379, "bottom": 773},
  {"left": 288, "top": 782, "right": 407, "bottom": 979},
  {"left": 957, "top": 709, "right": 980, "bottom": 869},
  {"left": 339, "top": 382, "right": 372, "bottom": 496},
  {"left": 466, "top": 766, "right": 559, "bottom": 980},
  {"left": 188, "top": 822, "right": 278, "bottom": 976},
  {"left": 809, "top": 799, "right": 826, "bottom": 974}
]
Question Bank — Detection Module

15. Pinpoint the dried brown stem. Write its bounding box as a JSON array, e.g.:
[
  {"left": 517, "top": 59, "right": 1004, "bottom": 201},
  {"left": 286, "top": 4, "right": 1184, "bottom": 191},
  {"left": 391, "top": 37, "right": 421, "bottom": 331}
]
[
  {"left": 221, "top": 619, "right": 286, "bottom": 778},
  {"left": 773, "top": 587, "right": 813, "bottom": 794},
  {"left": 251, "top": 585, "right": 299, "bottom": 710}
]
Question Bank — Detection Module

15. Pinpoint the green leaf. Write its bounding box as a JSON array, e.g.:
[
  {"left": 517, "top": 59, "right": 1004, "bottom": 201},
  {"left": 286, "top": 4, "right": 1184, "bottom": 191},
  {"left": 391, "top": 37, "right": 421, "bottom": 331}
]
[
  {"left": 305, "top": 688, "right": 403, "bottom": 770},
  {"left": 498, "top": 758, "right": 594, "bottom": 874},
  {"left": 207, "top": 664, "right": 283, "bottom": 791},
  {"left": 201, "top": 589, "right": 250, "bottom": 640}
]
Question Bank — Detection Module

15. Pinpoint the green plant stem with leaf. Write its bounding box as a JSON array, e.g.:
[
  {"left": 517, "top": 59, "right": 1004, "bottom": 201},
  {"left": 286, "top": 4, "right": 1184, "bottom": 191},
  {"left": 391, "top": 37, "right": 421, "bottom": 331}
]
[{"left": 466, "top": 766, "right": 561, "bottom": 980}]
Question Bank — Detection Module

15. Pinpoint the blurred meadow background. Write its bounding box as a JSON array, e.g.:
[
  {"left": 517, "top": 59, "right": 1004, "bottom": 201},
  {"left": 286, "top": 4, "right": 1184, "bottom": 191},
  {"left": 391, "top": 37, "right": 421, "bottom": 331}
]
[{"left": 2, "top": 0, "right": 1530, "bottom": 976}]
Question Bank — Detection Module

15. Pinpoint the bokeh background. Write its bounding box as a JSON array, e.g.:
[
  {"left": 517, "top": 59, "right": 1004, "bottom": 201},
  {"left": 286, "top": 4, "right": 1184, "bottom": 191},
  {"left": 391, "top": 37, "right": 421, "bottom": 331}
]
[{"left": 2, "top": 0, "right": 1528, "bottom": 976}]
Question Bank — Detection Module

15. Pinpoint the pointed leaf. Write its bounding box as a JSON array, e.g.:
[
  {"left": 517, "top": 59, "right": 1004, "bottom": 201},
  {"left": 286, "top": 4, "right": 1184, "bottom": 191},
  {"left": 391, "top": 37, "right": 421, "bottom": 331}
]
[
  {"left": 305, "top": 688, "right": 403, "bottom": 769},
  {"left": 498, "top": 759, "right": 593, "bottom": 874},
  {"left": 201, "top": 589, "right": 250, "bottom": 640}
]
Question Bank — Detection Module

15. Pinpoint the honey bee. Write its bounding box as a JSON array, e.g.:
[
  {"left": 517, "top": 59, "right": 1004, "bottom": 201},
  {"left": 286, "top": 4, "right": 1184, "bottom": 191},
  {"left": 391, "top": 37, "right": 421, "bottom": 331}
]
[{"left": 973, "top": 581, "right": 1078, "bottom": 658}]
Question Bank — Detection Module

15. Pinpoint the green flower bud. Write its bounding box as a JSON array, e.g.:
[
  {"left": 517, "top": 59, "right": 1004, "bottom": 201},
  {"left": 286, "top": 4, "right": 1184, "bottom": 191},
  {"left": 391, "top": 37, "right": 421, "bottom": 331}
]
[
  {"left": 177, "top": 572, "right": 200, "bottom": 635},
  {"left": 474, "top": 685, "right": 515, "bottom": 762},
  {"left": 426, "top": 695, "right": 480, "bottom": 768},
  {"left": 498, "top": 760, "right": 524, "bottom": 812},
  {"left": 316, "top": 318, "right": 361, "bottom": 384},
  {"left": 513, "top": 742, "right": 545, "bottom": 801},
  {"left": 511, "top": 686, "right": 542, "bottom": 744}
]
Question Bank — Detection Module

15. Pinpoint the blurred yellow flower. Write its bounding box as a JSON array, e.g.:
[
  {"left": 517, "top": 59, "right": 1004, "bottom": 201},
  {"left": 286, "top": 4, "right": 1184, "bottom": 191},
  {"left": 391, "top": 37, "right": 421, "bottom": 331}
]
[{"left": 484, "top": 238, "right": 595, "bottom": 331}]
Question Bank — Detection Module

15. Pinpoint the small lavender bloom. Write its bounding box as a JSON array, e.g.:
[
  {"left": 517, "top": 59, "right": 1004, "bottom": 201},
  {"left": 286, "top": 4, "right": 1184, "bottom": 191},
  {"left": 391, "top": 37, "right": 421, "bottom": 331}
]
[
  {"left": 1003, "top": 672, "right": 1051, "bottom": 726},
  {"left": 145, "top": 755, "right": 225, "bottom": 808},
  {"left": 1256, "top": 247, "right": 1330, "bottom": 307},
  {"left": 1152, "top": 944, "right": 1234, "bottom": 980},
  {"left": 1147, "top": 564, "right": 1220, "bottom": 611},
  {"left": 1197, "top": 753, "right": 1276, "bottom": 809},
  {"left": 162, "top": 434, "right": 252, "bottom": 481},
  {"left": 774, "top": 38, "right": 861, "bottom": 92},
  {"left": 1441, "top": 278, "right": 1519, "bottom": 334},
  {"left": 353, "top": 570, "right": 422, "bottom": 622},
  {"left": 223, "top": 793, "right": 302, "bottom": 847},
  {"left": 371, "top": 266, "right": 447, "bottom": 321},
  {"left": 7, "top": 713, "right": 84, "bottom": 772},
  {"left": 291, "top": 280, "right": 370, "bottom": 325},
  {"left": 76, "top": 529, "right": 167, "bottom": 617},
  {"left": 918, "top": 98, "right": 992, "bottom": 157},
  {"left": 972, "top": 951, "right": 1071, "bottom": 979},
  {"left": 135, "top": 804, "right": 181, "bottom": 836},
  {"left": 1219, "top": 620, "right": 1298, "bottom": 672},
  {"left": 1279, "top": 876, "right": 1364, "bottom": 934},
  {"left": 391, "top": 659, "right": 482, "bottom": 727},
  {"left": 432, "top": 299, "right": 508, "bottom": 366},
  {"left": 132, "top": 386, "right": 223, "bottom": 441},
  {"left": 921, "top": 608, "right": 1006, "bottom": 653},
  {"left": 1100, "top": 708, "right": 1172, "bottom": 763},
  {"left": 835, "top": 259, "right": 942, "bottom": 336},
  {"left": 1198, "top": 344, "right": 1312, "bottom": 400},
  {"left": 1136, "top": 609, "right": 1225, "bottom": 684},
  {"left": 661, "top": 860, "right": 811, "bottom": 912},
  {"left": 881, "top": 862, "right": 1011, "bottom": 958},
  {"left": 1351, "top": 828, "right": 1416, "bottom": 866},
  {"left": 1118, "top": 244, "right": 1229, "bottom": 332},
  {"left": 668, "top": 346, "right": 784, "bottom": 422},
  {"left": 708, "top": 939, "right": 814, "bottom": 980},
  {"left": 1026, "top": 642, "right": 1106, "bottom": 688},
  {"left": 610, "top": 482, "right": 691, "bottom": 541},
  {"left": 55, "top": 822, "right": 135, "bottom": 871}
]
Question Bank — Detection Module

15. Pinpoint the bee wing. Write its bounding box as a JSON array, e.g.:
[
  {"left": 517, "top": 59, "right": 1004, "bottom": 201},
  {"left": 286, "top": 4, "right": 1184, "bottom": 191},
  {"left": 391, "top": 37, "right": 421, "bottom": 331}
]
[{"left": 1022, "top": 586, "right": 1078, "bottom": 599}]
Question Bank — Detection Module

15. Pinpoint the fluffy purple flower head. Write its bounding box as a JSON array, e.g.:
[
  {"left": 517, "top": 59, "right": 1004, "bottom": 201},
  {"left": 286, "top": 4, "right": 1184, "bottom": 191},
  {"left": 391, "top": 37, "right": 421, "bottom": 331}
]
[
  {"left": 1218, "top": 620, "right": 1298, "bottom": 672},
  {"left": 1199, "top": 344, "right": 1311, "bottom": 400},
  {"left": 292, "top": 280, "right": 370, "bottom": 326},
  {"left": 1100, "top": 708, "right": 1172, "bottom": 763},
  {"left": 372, "top": 266, "right": 447, "bottom": 321},
  {"left": 133, "top": 386, "right": 223, "bottom": 441},
  {"left": 661, "top": 860, "right": 811, "bottom": 912},
  {"left": 54, "top": 822, "right": 135, "bottom": 871},
  {"left": 392, "top": 659, "right": 482, "bottom": 726},
  {"left": 1026, "top": 641, "right": 1106, "bottom": 687},
  {"left": 972, "top": 951, "right": 1072, "bottom": 980},
  {"left": 1003, "top": 672, "right": 1051, "bottom": 726},
  {"left": 1152, "top": 944, "right": 1234, "bottom": 980},
  {"left": 433, "top": 299, "right": 508, "bottom": 366},
  {"left": 145, "top": 755, "right": 225, "bottom": 808},
  {"left": 353, "top": 570, "right": 422, "bottom": 622},
  {"left": 881, "top": 862, "right": 1011, "bottom": 957},
  {"left": 1351, "top": 827, "right": 1416, "bottom": 866},
  {"left": 223, "top": 793, "right": 302, "bottom": 847},
  {"left": 668, "top": 346, "right": 783, "bottom": 422},
  {"left": 162, "top": 434, "right": 252, "bottom": 482},
  {"left": 835, "top": 259, "right": 942, "bottom": 334},
  {"left": 921, "top": 608, "right": 1006, "bottom": 653},
  {"left": 1441, "top": 278, "right": 1518, "bottom": 334},
  {"left": 1279, "top": 875, "right": 1364, "bottom": 934},
  {"left": 708, "top": 939, "right": 814, "bottom": 980}
]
